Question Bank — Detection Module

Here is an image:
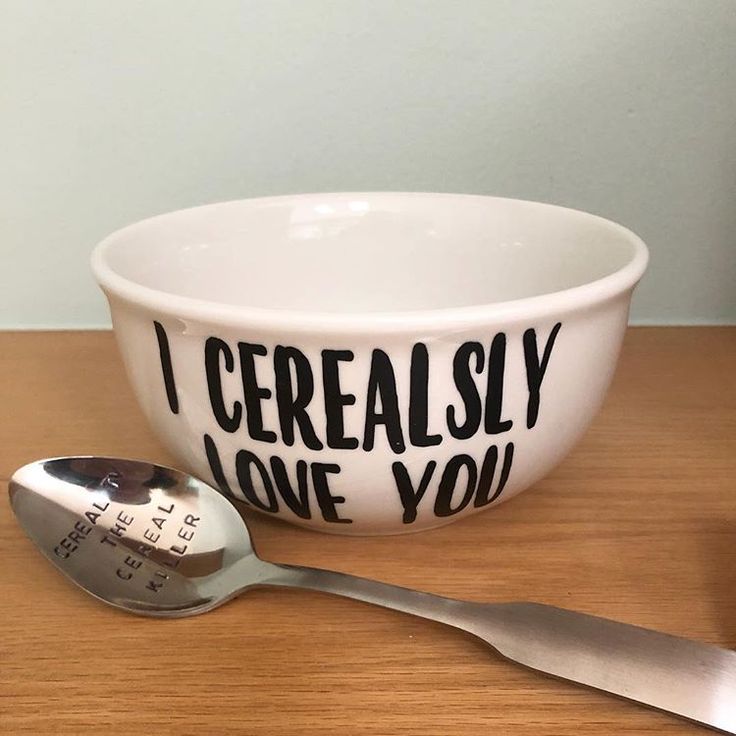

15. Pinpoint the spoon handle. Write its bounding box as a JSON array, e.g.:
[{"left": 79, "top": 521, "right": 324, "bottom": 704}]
[
  {"left": 261, "top": 563, "right": 736, "bottom": 733},
  {"left": 261, "top": 562, "right": 480, "bottom": 629}
]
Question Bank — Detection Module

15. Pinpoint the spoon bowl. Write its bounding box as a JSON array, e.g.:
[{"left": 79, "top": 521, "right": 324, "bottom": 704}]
[{"left": 9, "top": 457, "right": 267, "bottom": 616}]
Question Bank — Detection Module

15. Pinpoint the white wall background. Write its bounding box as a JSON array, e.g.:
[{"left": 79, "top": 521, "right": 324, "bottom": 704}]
[{"left": 1, "top": 0, "right": 734, "bottom": 328}]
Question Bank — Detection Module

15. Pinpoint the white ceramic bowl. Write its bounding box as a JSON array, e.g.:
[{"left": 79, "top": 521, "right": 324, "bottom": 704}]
[{"left": 92, "top": 193, "right": 648, "bottom": 535}]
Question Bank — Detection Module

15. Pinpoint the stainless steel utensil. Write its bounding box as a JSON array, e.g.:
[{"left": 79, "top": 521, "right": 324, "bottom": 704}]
[{"left": 9, "top": 457, "right": 736, "bottom": 733}]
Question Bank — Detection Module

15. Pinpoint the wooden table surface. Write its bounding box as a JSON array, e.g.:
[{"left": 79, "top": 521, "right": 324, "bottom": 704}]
[{"left": 1, "top": 327, "right": 734, "bottom": 735}]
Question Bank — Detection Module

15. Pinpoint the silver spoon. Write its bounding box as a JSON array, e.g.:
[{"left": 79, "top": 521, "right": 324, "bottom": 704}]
[{"left": 9, "top": 457, "right": 736, "bottom": 733}]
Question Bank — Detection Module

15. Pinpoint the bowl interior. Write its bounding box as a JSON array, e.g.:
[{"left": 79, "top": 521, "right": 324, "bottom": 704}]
[{"left": 97, "top": 193, "right": 642, "bottom": 314}]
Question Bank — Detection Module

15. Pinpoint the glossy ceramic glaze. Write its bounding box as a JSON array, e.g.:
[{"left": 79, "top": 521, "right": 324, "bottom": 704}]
[{"left": 91, "top": 193, "right": 648, "bottom": 534}]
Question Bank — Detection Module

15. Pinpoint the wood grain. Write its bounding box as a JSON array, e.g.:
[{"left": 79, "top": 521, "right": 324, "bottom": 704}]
[{"left": 0, "top": 327, "right": 734, "bottom": 735}]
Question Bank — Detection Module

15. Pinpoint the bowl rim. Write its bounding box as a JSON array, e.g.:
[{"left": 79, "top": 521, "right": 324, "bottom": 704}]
[{"left": 91, "top": 192, "right": 649, "bottom": 333}]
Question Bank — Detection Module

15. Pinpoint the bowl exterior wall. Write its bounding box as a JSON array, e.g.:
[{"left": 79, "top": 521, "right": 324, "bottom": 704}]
[{"left": 106, "top": 294, "right": 632, "bottom": 535}]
